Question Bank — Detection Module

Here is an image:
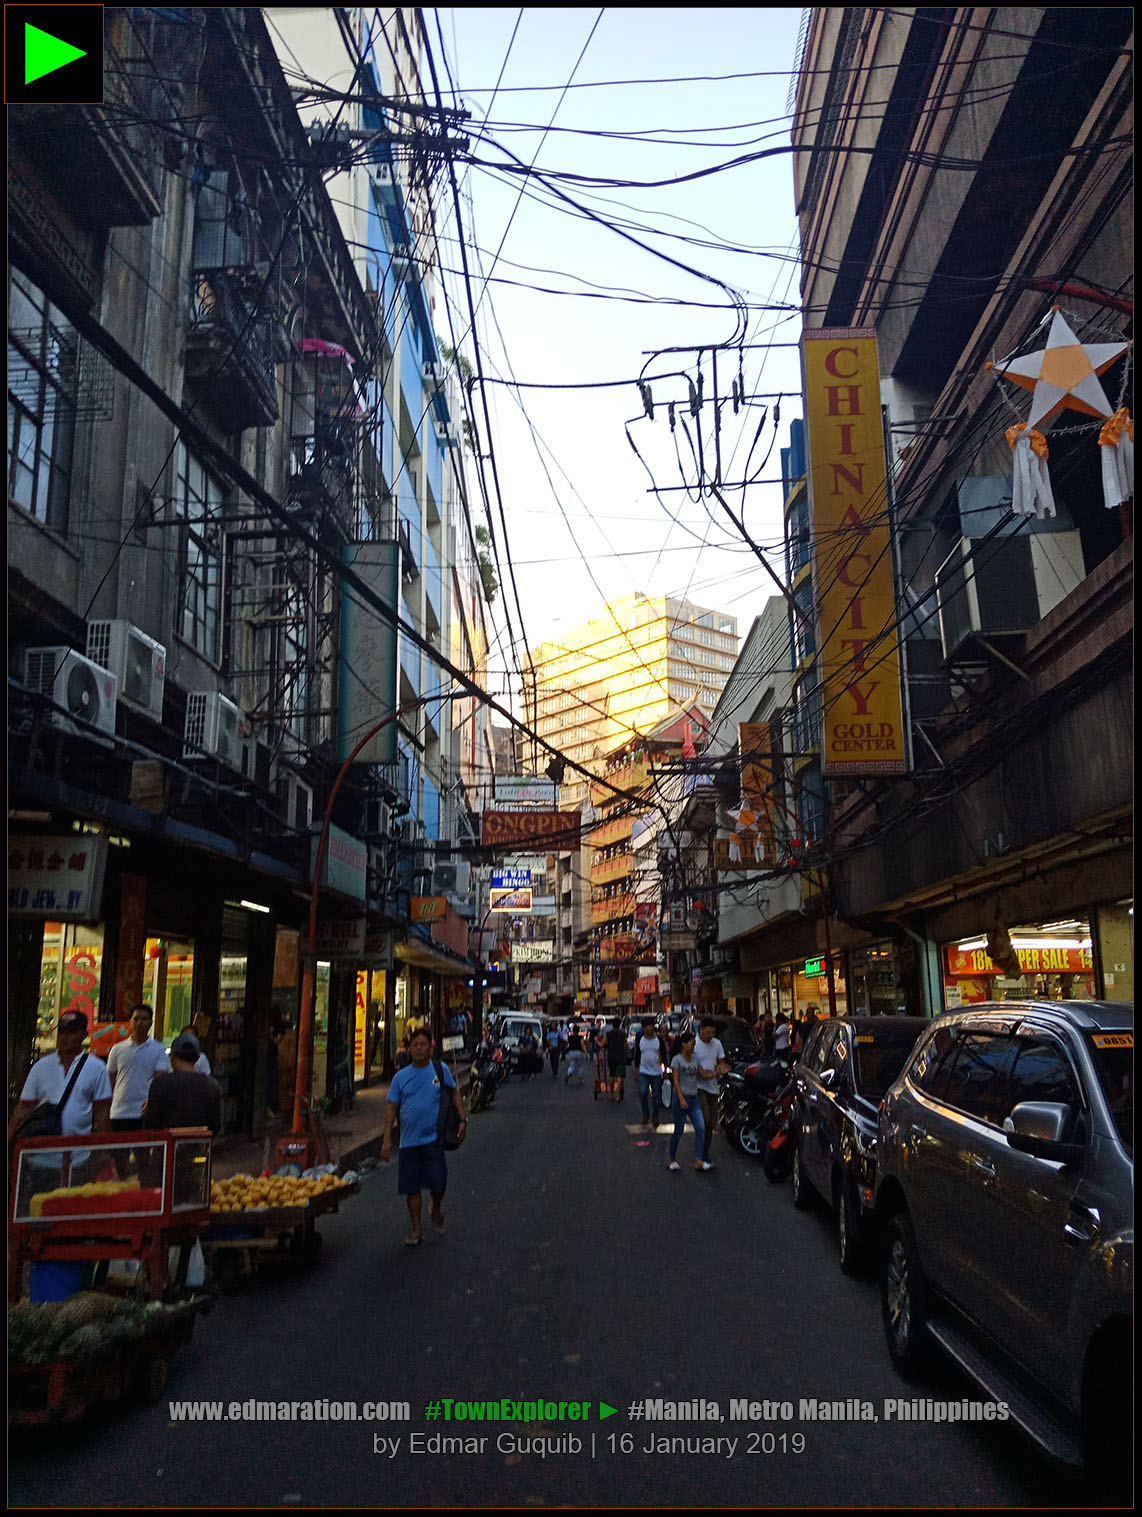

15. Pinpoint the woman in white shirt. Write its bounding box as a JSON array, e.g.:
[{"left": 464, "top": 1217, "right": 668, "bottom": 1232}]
[{"left": 636, "top": 1019, "right": 668, "bottom": 1129}]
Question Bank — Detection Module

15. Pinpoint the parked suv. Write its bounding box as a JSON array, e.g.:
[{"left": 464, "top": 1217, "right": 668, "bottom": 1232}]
[
  {"left": 790, "top": 1016, "right": 928, "bottom": 1273},
  {"left": 496, "top": 1014, "right": 543, "bottom": 1069},
  {"left": 875, "top": 1000, "right": 1132, "bottom": 1484}
]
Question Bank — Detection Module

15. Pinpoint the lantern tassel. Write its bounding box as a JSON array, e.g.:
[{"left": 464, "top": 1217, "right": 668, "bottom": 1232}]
[
  {"left": 1099, "top": 409, "right": 1134, "bottom": 510},
  {"left": 1005, "top": 425, "right": 1055, "bottom": 519}
]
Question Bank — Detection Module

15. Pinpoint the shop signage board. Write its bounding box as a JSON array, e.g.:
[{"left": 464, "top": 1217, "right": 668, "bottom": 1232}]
[
  {"left": 494, "top": 776, "right": 556, "bottom": 808},
  {"left": 529, "top": 896, "right": 556, "bottom": 917},
  {"left": 804, "top": 956, "right": 826, "bottom": 977},
  {"left": 491, "top": 867, "right": 532, "bottom": 890},
  {"left": 410, "top": 896, "right": 447, "bottom": 922},
  {"left": 337, "top": 541, "right": 399, "bottom": 764},
  {"left": 8, "top": 833, "right": 108, "bottom": 920},
  {"left": 803, "top": 328, "right": 909, "bottom": 777},
  {"left": 361, "top": 928, "right": 395, "bottom": 970},
  {"left": 489, "top": 887, "right": 533, "bottom": 912},
  {"left": 315, "top": 917, "right": 367, "bottom": 958},
  {"left": 481, "top": 809, "right": 581, "bottom": 851},
  {"left": 945, "top": 944, "right": 1094, "bottom": 976},
  {"left": 660, "top": 930, "right": 697, "bottom": 950},
  {"left": 512, "top": 941, "right": 554, "bottom": 963},
  {"left": 715, "top": 836, "right": 757, "bottom": 870},
  {"left": 315, "top": 824, "right": 368, "bottom": 902}
]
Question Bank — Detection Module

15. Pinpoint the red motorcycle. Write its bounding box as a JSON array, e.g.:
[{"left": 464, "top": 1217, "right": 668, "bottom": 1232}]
[{"left": 760, "top": 1078, "right": 798, "bottom": 1182}]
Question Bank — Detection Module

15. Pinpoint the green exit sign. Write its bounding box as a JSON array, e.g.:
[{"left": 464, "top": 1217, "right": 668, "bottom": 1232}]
[{"left": 804, "top": 957, "right": 826, "bottom": 977}]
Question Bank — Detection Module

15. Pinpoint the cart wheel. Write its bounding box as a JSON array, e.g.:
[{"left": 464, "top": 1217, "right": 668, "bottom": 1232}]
[{"left": 137, "top": 1355, "right": 169, "bottom": 1403}]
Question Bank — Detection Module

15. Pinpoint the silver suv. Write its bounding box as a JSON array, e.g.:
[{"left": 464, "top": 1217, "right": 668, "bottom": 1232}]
[{"left": 875, "top": 1000, "right": 1132, "bottom": 1485}]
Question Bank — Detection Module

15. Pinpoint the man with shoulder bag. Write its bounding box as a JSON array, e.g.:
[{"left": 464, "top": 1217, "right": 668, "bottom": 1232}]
[
  {"left": 8, "top": 1011, "right": 112, "bottom": 1144},
  {"left": 381, "top": 1028, "right": 466, "bottom": 1247}
]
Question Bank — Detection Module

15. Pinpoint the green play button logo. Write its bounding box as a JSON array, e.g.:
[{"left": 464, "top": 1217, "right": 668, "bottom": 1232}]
[
  {"left": 5, "top": 7, "right": 105, "bottom": 104},
  {"left": 25, "top": 23, "right": 86, "bottom": 85}
]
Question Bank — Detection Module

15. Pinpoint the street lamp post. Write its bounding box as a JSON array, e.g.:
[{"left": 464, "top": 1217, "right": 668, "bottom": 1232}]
[{"left": 281, "top": 695, "right": 464, "bottom": 1164}]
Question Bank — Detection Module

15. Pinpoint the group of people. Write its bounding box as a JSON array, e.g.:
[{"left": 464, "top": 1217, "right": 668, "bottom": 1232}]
[
  {"left": 8, "top": 1003, "right": 223, "bottom": 1155},
  {"left": 754, "top": 1006, "right": 821, "bottom": 1060},
  {"left": 633, "top": 1018, "right": 728, "bottom": 1172}
]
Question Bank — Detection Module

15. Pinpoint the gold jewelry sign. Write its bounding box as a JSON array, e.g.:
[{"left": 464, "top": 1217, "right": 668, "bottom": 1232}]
[{"left": 803, "top": 328, "right": 908, "bottom": 776}]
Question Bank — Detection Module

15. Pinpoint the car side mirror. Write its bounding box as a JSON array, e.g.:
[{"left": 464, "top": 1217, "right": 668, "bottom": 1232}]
[{"left": 1003, "top": 1101, "right": 1083, "bottom": 1164}]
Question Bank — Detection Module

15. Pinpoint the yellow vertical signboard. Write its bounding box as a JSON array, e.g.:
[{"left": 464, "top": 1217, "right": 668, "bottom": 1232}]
[{"left": 803, "top": 329, "right": 908, "bottom": 777}]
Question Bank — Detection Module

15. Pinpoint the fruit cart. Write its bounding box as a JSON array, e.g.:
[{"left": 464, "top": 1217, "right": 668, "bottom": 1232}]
[
  {"left": 8, "top": 1294, "right": 209, "bottom": 1424},
  {"left": 9, "top": 1129, "right": 213, "bottom": 1304},
  {"left": 203, "top": 1171, "right": 359, "bottom": 1284},
  {"left": 8, "top": 1130, "right": 214, "bottom": 1426}
]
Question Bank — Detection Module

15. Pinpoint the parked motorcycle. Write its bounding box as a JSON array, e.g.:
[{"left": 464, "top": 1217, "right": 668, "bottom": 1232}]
[
  {"left": 719, "top": 1056, "right": 792, "bottom": 1156},
  {"left": 467, "top": 1040, "right": 503, "bottom": 1114},
  {"left": 760, "top": 1078, "right": 798, "bottom": 1181}
]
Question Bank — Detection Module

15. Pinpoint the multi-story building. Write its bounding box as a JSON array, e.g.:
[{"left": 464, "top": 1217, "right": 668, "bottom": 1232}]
[
  {"left": 790, "top": 7, "right": 1133, "bottom": 1012},
  {"left": 525, "top": 592, "right": 739, "bottom": 1006},
  {"left": 8, "top": 9, "right": 491, "bottom": 1129}
]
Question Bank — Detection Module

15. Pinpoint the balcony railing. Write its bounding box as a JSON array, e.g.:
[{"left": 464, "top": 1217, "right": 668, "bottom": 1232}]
[{"left": 186, "top": 268, "right": 279, "bottom": 430}]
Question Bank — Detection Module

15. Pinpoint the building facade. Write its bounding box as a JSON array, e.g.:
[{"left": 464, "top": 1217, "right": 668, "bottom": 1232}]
[
  {"left": 8, "top": 9, "right": 491, "bottom": 1129},
  {"left": 790, "top": 6, "right": 1133, "bottom": 1013}
]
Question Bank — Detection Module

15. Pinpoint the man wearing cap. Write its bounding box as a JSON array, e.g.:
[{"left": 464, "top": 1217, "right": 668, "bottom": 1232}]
[
  {"left": 106, "top": 1004, "right": 171, "bottom": 1131},
  {"left": 7, "top": 1010, "right": 113, "bottom": 1144},
  {"left": 144, "top": 1032, "right": 222, "bottom": 1135}
]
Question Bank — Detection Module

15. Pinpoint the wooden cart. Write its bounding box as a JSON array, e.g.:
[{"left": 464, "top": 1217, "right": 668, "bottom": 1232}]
[
  {"left": 203, "top": 1179, "right": 359, "bottom": 1285},
  {"left": 8, "top": 1296, "right": 210, "bottom": 1426}
]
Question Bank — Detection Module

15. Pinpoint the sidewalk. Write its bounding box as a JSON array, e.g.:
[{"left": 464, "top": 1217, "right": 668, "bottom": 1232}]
[{"left": 211, "top": 1055, "right": 471, "bottom": 1179}]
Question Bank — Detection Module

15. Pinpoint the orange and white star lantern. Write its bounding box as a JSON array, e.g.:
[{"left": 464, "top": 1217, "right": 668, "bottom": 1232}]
[{"left": 992, "top": 309, "right": 1129, "bottom": 429}]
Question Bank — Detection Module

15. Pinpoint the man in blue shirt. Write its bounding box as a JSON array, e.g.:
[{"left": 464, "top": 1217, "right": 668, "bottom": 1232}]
[{"left": 381, "top": 1027, "right": 466, "bottom": 1246}]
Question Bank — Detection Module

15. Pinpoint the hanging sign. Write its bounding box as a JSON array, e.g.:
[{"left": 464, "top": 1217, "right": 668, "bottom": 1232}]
[
  {"left": 8, "top": 834, "right": 108, "bottom": 920},
  {"left": 489, "top": 887, "right": 533, "bottom": 912},
  {"left": 803, "top": 328, "right": 909, "bottom": 777},
  {"left": 481, "top": 810, "right": 581, "bottom": 851}
]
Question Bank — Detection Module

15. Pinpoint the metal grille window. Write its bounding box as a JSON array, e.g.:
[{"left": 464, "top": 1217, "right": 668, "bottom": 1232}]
[
  {"left": 7, "top": 270, "right": 77, "bottom": 531},
  {"left": 173, "top": 443, "right": 224, "bottom": 663}
]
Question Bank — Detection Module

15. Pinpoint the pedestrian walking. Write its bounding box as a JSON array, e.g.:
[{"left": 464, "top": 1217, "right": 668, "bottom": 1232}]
[
  {"left": 636, "top": 1018, "right": 668, "bottom": 1129},
  {"left": 693, "top": 1018, "right": 728, "bottom": 1167},
  {"left": 667, "top": 1031, "right": 708, "bottom": 1172},
  {"left": 381, "top": 1027, "right": 466, "bottom": 1247},
  {"left": 546, "top": 1022, "right": 564, "bottom": 1080},
  {"left": 604, "top": 1018, "right": 627, "bottom": 1102},
  {"left": 565, "top": 1023, "right": 586, "bottom": 1085},
  {"left": 106, "top": 1004, "right": 171, "bottom": 1131}
]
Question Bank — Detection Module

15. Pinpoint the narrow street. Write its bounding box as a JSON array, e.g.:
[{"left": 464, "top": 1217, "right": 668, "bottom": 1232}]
[{"left": 11, "top": 1076, "right": 1086, "bottom": 1509}]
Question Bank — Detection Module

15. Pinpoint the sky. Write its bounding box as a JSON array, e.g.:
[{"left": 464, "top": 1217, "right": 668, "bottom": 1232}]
[{"left": 431, "top": 8, "right": 808, "bottom": 697}]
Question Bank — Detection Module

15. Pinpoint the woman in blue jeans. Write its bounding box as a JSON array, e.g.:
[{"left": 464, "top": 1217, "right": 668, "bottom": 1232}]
[
  {"left": 636, "top": 1019, "right": 667, "bottom": 1128},
  {"left": 668, "top": 1031, "right": 709, "bottom": 1172}
]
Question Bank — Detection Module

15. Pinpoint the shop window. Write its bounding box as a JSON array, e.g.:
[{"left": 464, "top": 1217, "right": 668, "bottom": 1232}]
[
  {"left": 7, "top": 269, "right": 76, "bottom": 533},
  {"left": 944, "top": 919, "right": 1095, "bottom": 1005},
  {"left": 143, "top": 937, "right": 196, "bottom": 1043},
  {"left": 38, "top": 923, "right": 105, "bottom": 1055}
]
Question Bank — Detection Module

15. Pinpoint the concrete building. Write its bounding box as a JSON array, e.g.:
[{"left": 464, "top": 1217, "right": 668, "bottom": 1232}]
[
  {"left": 8, "top": 9, "right": 492, "bottom": 1130},
  {"left": 791, "top": 7, "right": 1133, "bottom": 1012},
  {"left": 524, "top": 592, "right": 738, "bottom": 1008}
]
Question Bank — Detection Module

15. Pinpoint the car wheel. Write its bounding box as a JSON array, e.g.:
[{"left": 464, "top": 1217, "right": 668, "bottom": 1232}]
[
  {"left": 739, "top": 1123, "right": 765, "bottom": 1159},
  {"left": 882, "top": 1211, "right": 930, "bottom": 1376},
  {"left": 791, "top": 1133, "right": 813, "bottom": 1209},
  {"left": 835, "top": 1178, "right": 864, "bottom": 1276}
]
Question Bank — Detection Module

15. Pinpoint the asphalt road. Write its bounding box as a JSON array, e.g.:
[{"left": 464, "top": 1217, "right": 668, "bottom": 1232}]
[{"left": 10, "top": 1071, "right": 1094, "bottom": 1509}]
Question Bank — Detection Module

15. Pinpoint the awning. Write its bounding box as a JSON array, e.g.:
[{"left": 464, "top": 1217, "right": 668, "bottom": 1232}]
[{"left": 395, "top": 936, "right": 472, "bottom": 978}]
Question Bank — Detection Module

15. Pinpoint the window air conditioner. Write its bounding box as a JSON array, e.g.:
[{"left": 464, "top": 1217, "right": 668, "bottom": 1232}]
[
  {"left": 25, "top": 647, "right": 118, "bottom": 742},
  {"left": 371, "top": 164, "right": 395, "bottom": 190},
  {"left": 364, "top": 798, "right": 392, "bottom": 838},
  {"left": 935, "top": 531, "right": 1085, "bottom": 661},
  {"left": 433, "top": 421, "right": 459, "bottom": 448},
  {"left": 184, "top": 691, "right": 244, "bottom": 768},
  {"left": 277, "top": 771, "right": 314, "bottom": 830},
  {"left": 433, "top": 860, "right": 470, "bottom": 896},
  {"left": 86, "top": 620, "right": 166, "bottom": 723},
  {"left": 390, "top": 244, "right": 413, "bottom": 282},
  {"left": 422, "top": 361, "right": 446, "bottom": 387}
]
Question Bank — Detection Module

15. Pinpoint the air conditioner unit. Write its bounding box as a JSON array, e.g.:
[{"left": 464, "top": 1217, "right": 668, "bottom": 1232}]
[
  {"left": 277, "top": 771, "right": 314, "bottom": 830},
  {"left": 86, "top": 620, "right": 166, "bottom": 723},
  {"left": 184, "top": 691, "right": 244, "bottom": 768},
  {"left": 935, "top": 531, "right": 1085, "bottom": 662},
  {"left": 243, "top": 738, "right": 275, "bottom": 789},
  {"left": 364, "top": 798, "right": 392, "bottom": 838},
  {"left": 422, "top": 361, "right": 446, "bottom": 387},
  {"left": 390, "top": 244, "right": 413, "bottom": 282},
  {"left": 25, "top": 647, "right": 118, "bottom": 742},
  {"left": 433, "top": 421, "right": 459, "bottom": 448},
  {"left": 433, "top": 859, "right": 471, "bottom": 895},
  {"left": 370, "top": 163, "right": 395, "bottom": 190}
]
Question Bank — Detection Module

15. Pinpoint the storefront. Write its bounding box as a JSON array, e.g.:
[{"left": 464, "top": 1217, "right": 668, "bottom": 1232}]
[
  {"left": 847, "top": 943, "right": 905, "bottom": 1016},
  {"left": 943, "top": 916, "right": 1099, "bottom": 1007}
]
